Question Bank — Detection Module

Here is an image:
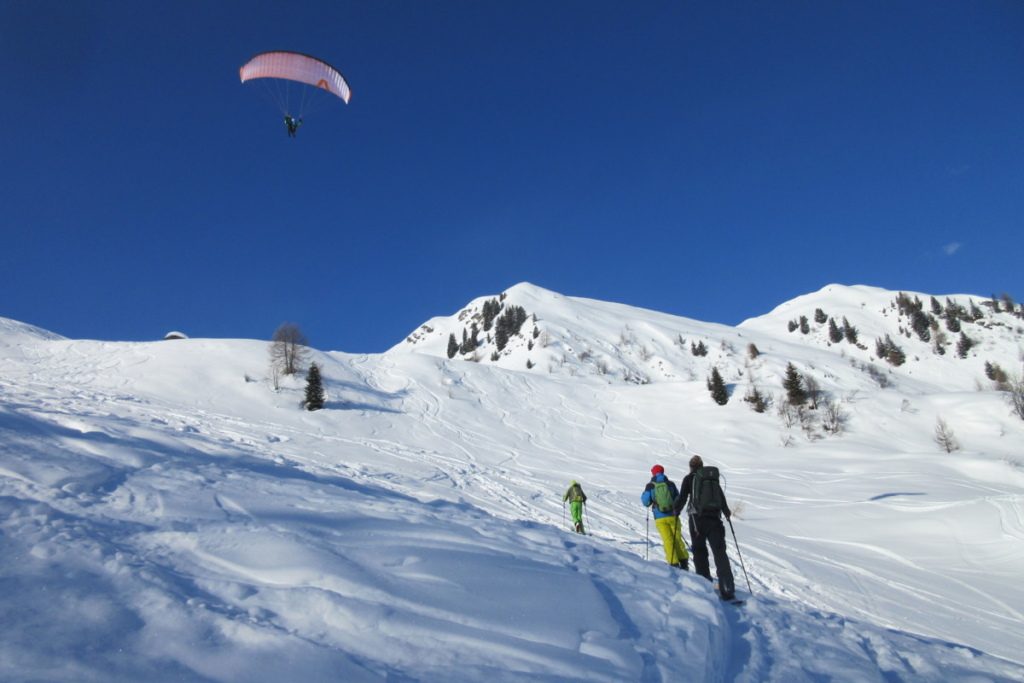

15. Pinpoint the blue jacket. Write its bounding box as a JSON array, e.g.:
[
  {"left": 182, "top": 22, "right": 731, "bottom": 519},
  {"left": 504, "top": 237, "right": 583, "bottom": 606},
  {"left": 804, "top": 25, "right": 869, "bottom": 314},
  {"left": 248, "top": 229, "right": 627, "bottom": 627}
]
[{"left": 641, "top": 473, "right": 679, "bottom": 520}]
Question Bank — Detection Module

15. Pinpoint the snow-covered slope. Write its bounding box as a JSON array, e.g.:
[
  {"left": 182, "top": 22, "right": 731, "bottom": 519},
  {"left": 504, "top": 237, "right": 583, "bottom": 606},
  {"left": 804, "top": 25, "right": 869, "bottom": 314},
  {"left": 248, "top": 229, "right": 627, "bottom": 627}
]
[{"left": 2, "top": 283, "right": 1023, "bottom": 681}]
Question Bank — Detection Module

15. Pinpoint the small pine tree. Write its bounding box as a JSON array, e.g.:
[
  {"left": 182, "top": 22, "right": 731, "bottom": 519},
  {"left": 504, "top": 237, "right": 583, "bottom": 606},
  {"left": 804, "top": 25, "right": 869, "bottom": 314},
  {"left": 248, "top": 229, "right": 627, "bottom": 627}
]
[
  {"left": 799, "top": 316, "right": 810, "bottom": 334},
  {"left": 887, "top": 343, "right": 907, "bottom": 366},
  {"left": 944, "top": 305, "right": 963, "bottom": 332},
  {"left": 876, "top": 334, "right": 906, "bottom": 366},
  {"left": 814, "top": 308, "right": 828, "bottom": 324},
  {"left": 743, "top": 386, "right": 769, "bottom": 413},
  {"left": 447, "top": 333, "right": 459, "bottom": 359},
  {"left": 843, "top": 317, "right": 859, "bottom": 345},
  {"left": 911, "top": 310, "right": 931, "bottom": 342},
  {"left": 956, "top": 332, "right": 974, "bottom": 358},
  {"left": 304, "top": 363, "right": 326, "bottom": 411},
  {"left": 783, "top": 362, "right": 808, "bottom": 406},
  {"left": 827, "top": 318, "right": 843, "bottom": 344},
  {"left": 691, "top": 340, "right": 708, "bottom": 357},
  {"left": 707, "top": 367, "right": 729, "bottom": 405}
]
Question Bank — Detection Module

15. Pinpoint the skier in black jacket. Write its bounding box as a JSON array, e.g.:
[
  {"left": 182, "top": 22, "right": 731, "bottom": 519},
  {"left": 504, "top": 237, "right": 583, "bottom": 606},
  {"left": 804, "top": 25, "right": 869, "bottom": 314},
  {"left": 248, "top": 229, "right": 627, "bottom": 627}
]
[{"left": 674, "top": 455, "right": 735, "bottom": 600}]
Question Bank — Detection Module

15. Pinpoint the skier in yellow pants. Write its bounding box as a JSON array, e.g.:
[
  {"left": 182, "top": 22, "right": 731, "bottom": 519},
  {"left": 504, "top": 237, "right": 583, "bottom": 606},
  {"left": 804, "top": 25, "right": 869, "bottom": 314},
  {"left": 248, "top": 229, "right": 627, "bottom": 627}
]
[{"left": 641, "top": 465, "right": 689, "bottom": 569}]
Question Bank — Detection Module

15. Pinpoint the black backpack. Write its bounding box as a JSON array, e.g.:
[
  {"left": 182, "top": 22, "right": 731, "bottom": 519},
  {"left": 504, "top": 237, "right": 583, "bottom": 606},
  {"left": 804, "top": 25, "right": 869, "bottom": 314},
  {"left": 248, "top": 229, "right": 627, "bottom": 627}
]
[{"left": 691, "top": 466, "right": 725, "bottom": 516}]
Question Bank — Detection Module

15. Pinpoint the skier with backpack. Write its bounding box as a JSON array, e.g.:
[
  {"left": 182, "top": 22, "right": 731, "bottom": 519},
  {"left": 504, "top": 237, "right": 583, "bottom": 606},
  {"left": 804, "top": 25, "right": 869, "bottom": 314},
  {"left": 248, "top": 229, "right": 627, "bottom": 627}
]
[
  {"left": 641, "top": 465, "right": 689, "bottom": 570},
  {"left": 674, "top": 455, "right": 735, "bottom": 601},
  {"left": 562, "top": 480, "right": 588, "bottom": 534}
]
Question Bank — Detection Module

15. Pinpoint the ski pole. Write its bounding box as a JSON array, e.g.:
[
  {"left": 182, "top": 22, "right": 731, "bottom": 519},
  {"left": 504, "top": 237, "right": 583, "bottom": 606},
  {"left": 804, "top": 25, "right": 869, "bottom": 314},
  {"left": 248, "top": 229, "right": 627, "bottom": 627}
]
[
  {"left": 727, "top": 517, "right": 753, "bottom": 594},
  {"left": 584, "top": 502, "right": 591, "bottom": 535},
  {"left": 645, "top": 507, "right": 650, "bottom": 561}
]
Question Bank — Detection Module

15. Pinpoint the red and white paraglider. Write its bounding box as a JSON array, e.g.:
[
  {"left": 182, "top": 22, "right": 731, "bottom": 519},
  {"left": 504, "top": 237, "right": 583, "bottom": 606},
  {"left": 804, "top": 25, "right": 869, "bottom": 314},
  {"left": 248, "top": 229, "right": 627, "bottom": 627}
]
[{"left": 240, "top": 51, "right": 351, "bottom": 136}]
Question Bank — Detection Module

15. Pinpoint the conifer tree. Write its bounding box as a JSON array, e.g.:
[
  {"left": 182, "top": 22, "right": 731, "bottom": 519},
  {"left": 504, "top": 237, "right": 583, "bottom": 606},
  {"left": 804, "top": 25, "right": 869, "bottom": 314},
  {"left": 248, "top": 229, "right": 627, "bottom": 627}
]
[
  {"left": 828, "top": 318, "right": 843, "bottom": 344},
  {"left": 707, "top": 367, "right": 729, "bottom": 405},
  {"left": 911, "top": 310, "right": 931, "bottom": 342},
  {"left": 743, "top": 386, "right": 769, "bottom": 413},
  {"left": 842, "top": 317, "right": 859, "bottom": 345},
  {"left": 956, "top": 332, "right": 974, "bottom": 358},
  {"left": 944, "top": 308, "right": 962, "bottom": 333},
  {"left": 783, "top": 362, "right": 808, "bottom": 406},
  {"left": 447, "top": 333, "right": 459, "bottom": 359},
  {"left": 304, "top": 362, "right": 325, "bottom": 411},
  {"left": 875, "top": 334, "right": 906, "bottom": 366}
]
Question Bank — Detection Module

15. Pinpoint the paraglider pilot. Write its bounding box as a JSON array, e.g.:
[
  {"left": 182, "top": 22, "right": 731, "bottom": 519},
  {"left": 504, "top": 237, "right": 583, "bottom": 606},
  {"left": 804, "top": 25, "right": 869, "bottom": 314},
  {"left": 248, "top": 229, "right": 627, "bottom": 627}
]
[{"left": 285, "top": 114, "right": 303, "bottom": 137}]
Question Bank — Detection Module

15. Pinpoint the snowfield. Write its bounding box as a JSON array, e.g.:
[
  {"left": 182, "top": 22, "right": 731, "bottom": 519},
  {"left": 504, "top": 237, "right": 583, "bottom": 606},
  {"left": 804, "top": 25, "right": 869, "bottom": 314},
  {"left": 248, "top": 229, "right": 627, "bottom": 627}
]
[{"left": 2, "top": 283, "right": 1023, "bottom": 682}]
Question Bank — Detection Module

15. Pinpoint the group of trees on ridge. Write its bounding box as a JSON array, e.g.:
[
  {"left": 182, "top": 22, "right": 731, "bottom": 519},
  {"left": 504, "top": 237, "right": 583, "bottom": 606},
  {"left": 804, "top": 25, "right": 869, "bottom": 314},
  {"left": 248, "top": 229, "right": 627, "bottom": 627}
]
[
  {"left": 787, "top": 292, "right": 1022, "bottom": 366},
  {"left": 446, "top": 294, "right": 535, "bottom": 361}
]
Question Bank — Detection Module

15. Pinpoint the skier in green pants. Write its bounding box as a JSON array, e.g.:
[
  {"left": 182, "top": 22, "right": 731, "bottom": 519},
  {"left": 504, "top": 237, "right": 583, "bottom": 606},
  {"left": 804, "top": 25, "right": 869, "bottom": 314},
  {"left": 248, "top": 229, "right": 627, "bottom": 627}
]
[{"left": 563, "top": 481, "right": 588, "bottom": 534}]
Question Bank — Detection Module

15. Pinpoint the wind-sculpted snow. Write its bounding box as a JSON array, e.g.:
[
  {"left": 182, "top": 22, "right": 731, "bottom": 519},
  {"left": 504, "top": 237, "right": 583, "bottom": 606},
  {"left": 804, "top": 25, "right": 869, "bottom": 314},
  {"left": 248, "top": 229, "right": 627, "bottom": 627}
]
[{"left": 2, "top": 286, "right": 1024, "bottom": 681}]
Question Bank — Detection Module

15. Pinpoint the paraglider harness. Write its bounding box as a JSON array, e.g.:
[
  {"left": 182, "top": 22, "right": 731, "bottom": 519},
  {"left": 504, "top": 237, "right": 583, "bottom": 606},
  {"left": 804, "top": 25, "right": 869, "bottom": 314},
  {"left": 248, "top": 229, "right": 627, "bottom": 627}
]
[{"left": 285, "top": 114, "right": 303, "bottom": 137}]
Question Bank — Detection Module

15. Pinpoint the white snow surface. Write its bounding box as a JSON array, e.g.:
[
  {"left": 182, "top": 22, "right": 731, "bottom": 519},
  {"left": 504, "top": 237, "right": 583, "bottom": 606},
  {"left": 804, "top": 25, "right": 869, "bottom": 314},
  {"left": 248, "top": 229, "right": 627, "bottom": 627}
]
[{"left": 2, "top": 283, "right": 1023, "bottom": 682}]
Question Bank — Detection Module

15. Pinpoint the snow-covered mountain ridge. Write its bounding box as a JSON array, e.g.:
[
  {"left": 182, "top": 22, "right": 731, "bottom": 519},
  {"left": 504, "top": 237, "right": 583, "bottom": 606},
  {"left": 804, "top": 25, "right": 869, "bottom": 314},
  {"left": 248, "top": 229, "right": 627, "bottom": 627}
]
[
  {"left": 400, "top": 282, "right": 1023, "bottom": 394},
  {"left": 2, "top": 283, "right": 1023, "bottom": 681}
]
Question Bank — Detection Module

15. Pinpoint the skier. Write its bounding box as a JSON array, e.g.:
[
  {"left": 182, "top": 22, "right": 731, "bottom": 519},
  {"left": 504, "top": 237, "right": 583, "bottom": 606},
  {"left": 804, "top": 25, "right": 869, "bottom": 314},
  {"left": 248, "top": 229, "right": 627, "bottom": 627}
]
[
  {"left": 562, "top": 480, "right": 587, "bottom": 534},
  {"left": 674, "top": 455, "right": 735, "bottom": 601},
  {"left": 641, "top": 465, "right": 689, "bottom": 570},
  {"left": 285, "top": 114, "right": 303, "bottom": 137}
]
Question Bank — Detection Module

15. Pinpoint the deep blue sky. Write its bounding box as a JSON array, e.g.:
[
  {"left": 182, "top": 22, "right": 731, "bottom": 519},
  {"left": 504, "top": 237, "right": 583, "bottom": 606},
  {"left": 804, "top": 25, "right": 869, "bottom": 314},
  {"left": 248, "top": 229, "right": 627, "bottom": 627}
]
[{"left": 3, "top": 1, "right": 1022, "bottom": 352}]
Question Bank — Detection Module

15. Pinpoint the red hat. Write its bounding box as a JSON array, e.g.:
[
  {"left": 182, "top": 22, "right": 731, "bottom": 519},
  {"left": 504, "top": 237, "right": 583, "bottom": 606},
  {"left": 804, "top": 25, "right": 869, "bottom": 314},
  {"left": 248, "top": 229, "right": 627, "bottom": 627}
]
[{"left": 651, "top": 464, "right": 664, "bottom": 476}]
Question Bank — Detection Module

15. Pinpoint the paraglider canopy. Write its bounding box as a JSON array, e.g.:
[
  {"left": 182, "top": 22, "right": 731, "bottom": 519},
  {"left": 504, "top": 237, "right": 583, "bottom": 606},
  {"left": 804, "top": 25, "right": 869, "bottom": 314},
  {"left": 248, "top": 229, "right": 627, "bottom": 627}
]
[{"left": 240, "top": 51, "right": 351, "bottom": 103}]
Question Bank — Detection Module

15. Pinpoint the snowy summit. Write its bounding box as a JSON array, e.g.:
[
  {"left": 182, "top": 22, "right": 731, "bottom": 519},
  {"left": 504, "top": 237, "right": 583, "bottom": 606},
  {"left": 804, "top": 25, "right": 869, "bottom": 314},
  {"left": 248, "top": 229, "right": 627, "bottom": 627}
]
[{"left": 1, "top": 283, "right": 1023, "bottom": 682}]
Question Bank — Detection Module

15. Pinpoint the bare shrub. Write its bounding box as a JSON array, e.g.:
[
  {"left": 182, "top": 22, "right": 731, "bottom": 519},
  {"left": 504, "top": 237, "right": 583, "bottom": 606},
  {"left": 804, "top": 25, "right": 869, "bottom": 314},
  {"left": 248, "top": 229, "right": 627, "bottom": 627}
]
[
  {"left": 821, "top": 397, "right": 847, "bottom": 434},
  {"left": 1005, "top": 373, "right": 1024, "bottom": 420},
  {"left": 803, "top": 374, "right": 822, "bottom": 409},
  {"left": 269, "top": 323, "right": 309, "bottom": 376},
  {"left": 777, "top": 401, "right": 797, "bottom": 428},
  {"left": 933, "top": 417, "right": 961, "bottom": 453}
]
